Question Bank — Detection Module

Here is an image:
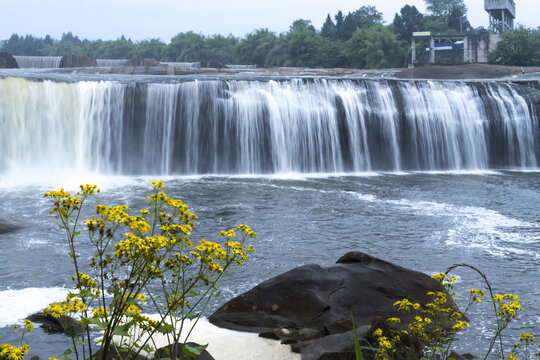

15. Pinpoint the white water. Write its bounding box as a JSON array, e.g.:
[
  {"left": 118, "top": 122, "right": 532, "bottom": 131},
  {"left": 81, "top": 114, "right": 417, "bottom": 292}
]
[
  {"left": 116, "top": 316, "right": 299, "bottom": 360},
  {"left": 0, "top": 288, "right": 69, "bottom": 327},
  {"left": 96, "top": 59, "right": 131, "bottom": 67},
  {"left": 161, "top": 62, "right": 200, "bottom": 68},
  {"left": 13, "top": 56, "right": 62, "bottom": 68}
]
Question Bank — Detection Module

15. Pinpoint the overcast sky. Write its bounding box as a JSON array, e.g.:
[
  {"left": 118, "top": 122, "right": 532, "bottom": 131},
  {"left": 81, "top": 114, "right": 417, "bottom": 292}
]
[{"left": 2, "top": 0, "right": 538, "bottom": 42}]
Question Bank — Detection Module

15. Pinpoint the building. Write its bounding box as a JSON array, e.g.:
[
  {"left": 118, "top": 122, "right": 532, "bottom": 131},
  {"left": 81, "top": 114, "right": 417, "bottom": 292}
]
[
  {"left": 485, "top": 0, "right": 515, "bottom": 34},
  {"left": 409, "top": 1, "right": 515, "bottom": 67},
  {"left": 410, "top": 31, "right": 500, "bottom": 67}
]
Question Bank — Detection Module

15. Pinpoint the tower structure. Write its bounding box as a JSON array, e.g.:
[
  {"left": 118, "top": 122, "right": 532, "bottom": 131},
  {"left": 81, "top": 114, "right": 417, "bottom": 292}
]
[{"left": 485, "top": 0, "right": 515, "bottom": 33}]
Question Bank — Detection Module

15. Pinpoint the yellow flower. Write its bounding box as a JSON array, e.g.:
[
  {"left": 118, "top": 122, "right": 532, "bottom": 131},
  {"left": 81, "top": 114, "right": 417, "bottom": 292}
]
[
  {"left": 373, "top": 328, "right": 383, "bottom": 337},
  {"left": 519, "top": 332, "right": 535, "bottom": 342},
  {"left": 23, "top": 319, "right": 33, "bottom": 333}
]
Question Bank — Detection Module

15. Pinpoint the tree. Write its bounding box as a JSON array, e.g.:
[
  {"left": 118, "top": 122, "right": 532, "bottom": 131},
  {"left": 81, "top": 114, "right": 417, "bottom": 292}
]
[
  {"left": 203, "top": 34, "right": 237, "bottom": 63},
  {"left": 393, "top": 5, "right": 424, "bottom": 41},
  {"left": 283, "top": 19, "right": 321, "bottom": 67},
  {"left": 166, "top": 32, "right": 205, "bottom": 62},
  {"left": 424, "top": 0, "right": 469, "bottom": 33},
  {"left": 321, "top": 14, "right": 336, "bottom": 39},
  {"left": 335, "top": 11, "right": 345, "bottom": 40},
  {"left": 233, "top": 29, "right": 277, "bottom": 65},
  {"left": 344, "top": 24, "right": 405, "bottom": 69},
  {"left": 488, "top": 26, "right": 540, "bottom": 66},
  {"left": 132, "top": 39, "right": 167, "bottom": 61},
  {"left": 338, "top": 6, "right": 384, "bottom": 41}
]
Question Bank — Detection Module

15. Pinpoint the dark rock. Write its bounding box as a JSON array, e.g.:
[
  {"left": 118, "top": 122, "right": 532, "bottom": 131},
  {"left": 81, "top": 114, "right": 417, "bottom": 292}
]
[
  {"left": 449, "top": 351, "right": 476, "bottom": 360},
  {"left": 92, "top": 346, "right": 147, "bottom": 360},
  {"left": 210, "top": 251, "right": 455, "bottom": 359},
  {"left": 154, "top": 342, "right": 214, "bottom": 360},
  {"left": 60, "top": 55, "right": 97, "bottom": 68},
  {"left": 0, "top": 217, "right": 23, "bottom": 234},
  {"left": 27, "top": 312, "right": 83, "bottom": 336},
  {"left": 200, "top": 61, "right": 224, "bottom": 69},
  {"left": 133, "top": 58, "right": 159, "bottom": 66},
  {"left": 290, "top": 329, "right": 374, "bottom": 360},
  {"left": 31, "top": 356, "right": 40, "bottom": 360},
  {"left": 0, "top": 52, "right": 18, "bottom": 68}
]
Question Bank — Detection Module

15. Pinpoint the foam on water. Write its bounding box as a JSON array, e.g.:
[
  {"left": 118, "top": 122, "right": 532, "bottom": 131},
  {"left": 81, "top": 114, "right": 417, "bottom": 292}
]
[
  {"left": 113, "top": 316, "right": 299, "bottom": 360},
  {"left": 0, "top": 287, "right": 69, "bottom": 327},
  {"left": 348, "top": 193, "right": 540, "bottom": 259}
]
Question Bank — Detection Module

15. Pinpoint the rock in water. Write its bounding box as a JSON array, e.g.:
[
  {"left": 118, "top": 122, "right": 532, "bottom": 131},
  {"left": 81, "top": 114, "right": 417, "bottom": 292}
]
[
  {"left": 0, "top": 52, "right": 18, "bottom": 68},
  {"left": 0, "top": 217, "right": 22, "bottom": 234},
  {"left": 209, "top": 251, "right": 453, "bottom": 360}
]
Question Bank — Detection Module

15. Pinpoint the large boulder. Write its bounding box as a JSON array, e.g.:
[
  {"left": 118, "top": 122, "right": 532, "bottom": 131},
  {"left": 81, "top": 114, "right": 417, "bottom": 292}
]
[
  {"left": 0, "top": 52, "right": 18, "bottom": 68},
  {"left": 0, "top": 217, "right": 22, "bottom": 234},
  {"left": 209, "top": 251, "right": 454, "bottom": 360}
]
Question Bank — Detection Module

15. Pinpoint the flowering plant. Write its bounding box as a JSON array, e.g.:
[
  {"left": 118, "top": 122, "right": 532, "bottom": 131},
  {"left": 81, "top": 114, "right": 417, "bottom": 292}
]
[{"left": 39, "top": 181, "right": 256, "bottom": 360}]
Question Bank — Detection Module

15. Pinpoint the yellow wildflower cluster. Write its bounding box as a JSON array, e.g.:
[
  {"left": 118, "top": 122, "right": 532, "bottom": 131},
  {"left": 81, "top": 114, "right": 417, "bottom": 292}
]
[
  {"left": 114, "top": 233, "right": 168, "bottom": 263},
  {"left": 0, "top": 344, "right": 29, "bottom": 360},
  {"left": 468, "top": 288, "right": 486, "bottom": 303},
  {"left": 377, "top": 287, "right": 469, "bottom": 360},
  {"left": 22, "top": 320, "right": 33, "bottom": 334},
  {"left": 493, "top": 294, "right": 523, "bottom": 319},
  {"left": 43, "top": 188, "right": 82, "bottom": 217},
  {"left": 371, "top": 329, "right": 393, "bottom": 359},
  {"left": 44, "top": 297, "right": 87, "bottom": 318},
  {"left": 507, "top": 332, "right": 540, "bottom": 360},
  {"left": 78, "top": 184, "right": 100, "bottom": 196},
  {"left": 237, "top": 224, "right": 256, "bottom": 238},
  {"left": 393, "top": 298, "right": 420, "bottom": 312},
  {"left": 72, "top": 272, "right": 97, "bottom": 288},
  {"left": 91, "top": 307, "right": 109, "bottom": 317}
]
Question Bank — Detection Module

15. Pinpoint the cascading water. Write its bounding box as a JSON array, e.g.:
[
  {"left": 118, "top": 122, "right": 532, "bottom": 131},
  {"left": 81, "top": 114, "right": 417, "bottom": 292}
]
[
  {"left": 161, "top": 62, "right": 201, "bottom": 69},
  {"left": 96, "top": 59, "right": 131, "bottom": 67},
  {"left": 0, "top": 76, "right": 538, "bottom": 175},
  {"left": 12, "top": 56, "right": 62, "bottom": 68}
]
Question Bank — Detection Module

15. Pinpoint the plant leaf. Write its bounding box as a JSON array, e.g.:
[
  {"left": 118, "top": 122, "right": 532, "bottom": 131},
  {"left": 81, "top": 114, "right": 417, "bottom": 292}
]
[
  {"left": 183, "top": 343, "right": 208, "bottom": 357},
  {"left": 351, "top": 311, "right": 364, "bottom": 360}
]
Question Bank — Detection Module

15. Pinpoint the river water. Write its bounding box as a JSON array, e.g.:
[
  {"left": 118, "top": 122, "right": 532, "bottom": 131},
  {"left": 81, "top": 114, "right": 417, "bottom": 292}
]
[
  {"left": 0, "top": 172, "right": 538, "bottom": 356},
  {"left": 0, "top": 69, "right": 538, "bottom": 357}
]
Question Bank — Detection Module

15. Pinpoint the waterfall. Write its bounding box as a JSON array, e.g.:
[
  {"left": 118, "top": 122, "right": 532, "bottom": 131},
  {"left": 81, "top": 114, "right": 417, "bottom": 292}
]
[
  {"left": 161, "top": 62, "right": 201, "bottom": 69},
  {"left": 0, "top": 76, "right": 538, "bottom": 175},
  {"left": 96, "top": 59, "right": 131, "bottom": 67},
  {"left": 13, "top": 56, "right": 62, "bottom": 68}
]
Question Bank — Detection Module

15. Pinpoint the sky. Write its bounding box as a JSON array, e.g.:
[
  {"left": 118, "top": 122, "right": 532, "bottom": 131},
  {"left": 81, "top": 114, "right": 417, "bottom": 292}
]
[{"left": 1, "top": 0, "right": 538, "bottom": 42}]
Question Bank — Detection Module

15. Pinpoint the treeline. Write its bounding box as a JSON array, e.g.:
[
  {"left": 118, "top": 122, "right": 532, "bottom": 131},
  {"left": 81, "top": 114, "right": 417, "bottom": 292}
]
[
  {"left": 0, "top": 6, "right": 405, "bottom": 69},
  {"left": 2, "top": 0, "right": 538, "bottom": 68}
]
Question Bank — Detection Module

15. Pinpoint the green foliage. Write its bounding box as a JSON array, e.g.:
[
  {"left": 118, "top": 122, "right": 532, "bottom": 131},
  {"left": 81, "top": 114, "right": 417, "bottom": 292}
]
[
  {"left": 393, "top": 5, "right": 425, "bottom": 41},
  {"left": 339, "top": 6, "right": 384, "bottom": 41},
  {"left": 233, "top": 29, "right": 277, "bottom": 65},
  {"left": 488, "top": 26, "right": 540, "bottom": 66},
  {"left": 424, "top": 0, "right": 470, "bottom": 33},
  {"left": 320, "top": 14, "right": 337, "bottom": 39},
  {"left": 345, "top": 25, "right": 406, "bottom": 69}
]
